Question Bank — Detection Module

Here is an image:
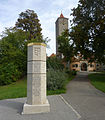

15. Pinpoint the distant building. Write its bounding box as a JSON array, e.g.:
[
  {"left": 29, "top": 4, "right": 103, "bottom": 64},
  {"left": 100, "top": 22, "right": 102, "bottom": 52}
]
[
  {"left": 70, "top": 54, "right": 96, "bottom": 72},
  {"left": 55, "top": 13, "right": 105, "bottom": 72},
  {"left": 55, "top": 13, "right": 68, "bottom": 55},
  {"left": 70, "top": 54, "right": 105, "bottom": 72},
  {"left": 49, "top": 53, "right": 56, "bottom": 57}
]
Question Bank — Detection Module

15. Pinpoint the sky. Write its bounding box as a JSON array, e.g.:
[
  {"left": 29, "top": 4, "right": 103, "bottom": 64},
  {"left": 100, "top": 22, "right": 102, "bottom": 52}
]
[{"left": 0, "top": 0, "right": 79, "bottom": 56}]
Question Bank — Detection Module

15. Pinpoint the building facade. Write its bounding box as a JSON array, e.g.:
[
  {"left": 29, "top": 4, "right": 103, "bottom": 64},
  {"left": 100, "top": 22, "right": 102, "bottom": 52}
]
[{"left": 70, "top": 54, "right": 96, "bottom": 72}]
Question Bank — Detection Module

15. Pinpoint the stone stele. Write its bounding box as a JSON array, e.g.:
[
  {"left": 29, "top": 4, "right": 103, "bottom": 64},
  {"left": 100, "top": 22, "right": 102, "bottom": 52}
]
[{"left": 22, "top": 43, "right": 50, "bottom": 114}]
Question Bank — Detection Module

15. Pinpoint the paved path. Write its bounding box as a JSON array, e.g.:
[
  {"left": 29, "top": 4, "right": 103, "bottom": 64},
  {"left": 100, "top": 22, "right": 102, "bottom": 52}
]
[
  {"left": 62, "top": 72, "right": 105, "bottom": 120},
  {"left": 0, "top": 95, "right": 79, "bottom": 120}
]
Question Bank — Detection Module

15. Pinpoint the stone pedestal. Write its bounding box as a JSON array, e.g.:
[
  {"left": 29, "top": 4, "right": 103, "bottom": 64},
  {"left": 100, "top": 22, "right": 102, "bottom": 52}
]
[{"left": 22, "top": 43, "right": 50, "bottom": 114}]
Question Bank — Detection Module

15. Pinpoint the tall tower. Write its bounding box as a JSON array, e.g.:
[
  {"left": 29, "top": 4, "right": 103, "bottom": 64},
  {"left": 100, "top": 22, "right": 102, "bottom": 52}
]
[{"left": 55, "top": 13, "right": 68, "bottom": 55}]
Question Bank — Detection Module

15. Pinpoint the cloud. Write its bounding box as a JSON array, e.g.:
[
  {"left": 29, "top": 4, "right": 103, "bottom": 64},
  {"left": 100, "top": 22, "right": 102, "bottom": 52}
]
[
  {"left": 0, "top": 0, "right": 79, "bottom": 56},
  {"left": 52, "top": 0, "right": 66, "bottom": 7},
  {"left": 0, "top": 22, "right": 4, "bottom": 34}
]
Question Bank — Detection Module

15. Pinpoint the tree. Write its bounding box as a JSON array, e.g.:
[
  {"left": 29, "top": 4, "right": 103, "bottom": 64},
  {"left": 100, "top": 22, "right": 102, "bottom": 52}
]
[
  {"left": 15, "top": 9, "right": 42, "bottom": 40},
  {"left": 57, "top": 30, "right": 74, "bottom": 67},
  {"left": 0, "top": 9, "right": 50, "bottom": 85},
  {"left": 0, "top": 28, "right": 30, "bottom": 85},
  {"left": 47, "top": 56, "right": 64, "bottom": 70},
  {"left": 0, "top": 28, "right": 29, "bottom": 74},
  {"left": 70, "top": 0, "right": 105, "bottom": 63}
]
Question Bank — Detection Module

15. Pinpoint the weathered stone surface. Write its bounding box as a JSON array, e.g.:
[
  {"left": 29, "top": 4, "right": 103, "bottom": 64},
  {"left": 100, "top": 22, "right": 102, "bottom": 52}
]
[
  {"left": 27, "top": 74, "right": 46, "bottom": 105},
  {"left": 22, "top": 43, "right": 50, "bottom": 114},
  {"left": 28, "top": 44, "right": 46, "bottom": 61},
  {"left": 22, "top": 100, "right": 50, "bottom": 114},
  {"left": 55, "top": 16, "right": 68, "bottom": 55},
  {"left": 27, "top": 61, "right": 46, "bottom": 74}
]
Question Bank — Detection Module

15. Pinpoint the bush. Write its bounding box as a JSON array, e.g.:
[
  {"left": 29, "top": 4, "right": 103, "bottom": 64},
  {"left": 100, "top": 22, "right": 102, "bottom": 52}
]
[
  {"left": 0, "top": 63, "right": 21, "bottom": 85},
  {"left": 65, "top": 69, "right": 71, "bottom": 75},
  {"left": 47, "top": 68, "right": 68, "bottom": 90},
  {"left": 47, "top": 57, "right": 64, "bottom": 70},
  {"left": 65, "top": 69, "right": 77, "bottom": 76},
  {"left": 71, "top": 70, "right": 77, "bottom": 75}
]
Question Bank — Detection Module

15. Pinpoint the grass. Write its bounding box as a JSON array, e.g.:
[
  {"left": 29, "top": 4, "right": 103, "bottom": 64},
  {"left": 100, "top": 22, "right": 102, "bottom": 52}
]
[
  {"left": 88, "top": 72, "right": 105, "bottom": 93},
  {"left": 0, "top": 75, "right": 74, "bottom": 100},
  {"left": 0, "top": 77, "right": 27, "bottom": 100}
]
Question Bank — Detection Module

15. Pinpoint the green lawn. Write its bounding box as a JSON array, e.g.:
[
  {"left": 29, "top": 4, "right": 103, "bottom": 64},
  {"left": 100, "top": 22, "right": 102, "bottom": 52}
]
[
  {"left": 88, "top": 72, "right": 105, "bottom": 93},
  {"left": 0, "top": 77, "right": 27, "bottom": 100},
  {"left": 0, "top": 76, "right": 74, "bottom": 100}
]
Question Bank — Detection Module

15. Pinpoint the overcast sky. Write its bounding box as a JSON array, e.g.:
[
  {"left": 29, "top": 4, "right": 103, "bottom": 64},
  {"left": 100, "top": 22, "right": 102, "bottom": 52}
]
[{"left": 0, "top": 0, "right": 79, "bottom": 56}]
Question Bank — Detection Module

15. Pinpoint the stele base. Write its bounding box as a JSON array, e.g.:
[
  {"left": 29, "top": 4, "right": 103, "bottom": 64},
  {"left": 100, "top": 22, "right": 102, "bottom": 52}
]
[{"left": 22, "top": 99, "right": 50, "bottom": 114}]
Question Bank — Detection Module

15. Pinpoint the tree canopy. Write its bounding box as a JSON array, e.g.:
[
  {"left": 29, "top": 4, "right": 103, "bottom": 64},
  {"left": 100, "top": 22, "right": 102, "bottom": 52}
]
[
  {"left": 70, "top": 0, "right": 105, "bottom": 63},
  {"left": 57, "top": 30, "right": 74, "bottom": 63},
  {"left": 15, "top": 9, "right": 42, "bottom": 40},
  {"left": 0, "top": 9, "right": 48, "bottom": 85}
]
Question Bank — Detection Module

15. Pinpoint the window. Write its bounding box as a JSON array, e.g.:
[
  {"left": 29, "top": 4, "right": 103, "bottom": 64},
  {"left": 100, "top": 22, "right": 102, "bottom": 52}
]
[
  {"left": 90, "top": 64, "right": 94, "bottom": 67},
  {"left": 72, "top": 64, "right": 78, "bottom": 68},
  {"left": 75, "top": 64, "right": 78, "bottom": 68},
  {"left": 72, "top": 64, "right": 75, "bottom": 67},
  {"left": 96, "top": 64, "right": 99, "bottom": 67}
]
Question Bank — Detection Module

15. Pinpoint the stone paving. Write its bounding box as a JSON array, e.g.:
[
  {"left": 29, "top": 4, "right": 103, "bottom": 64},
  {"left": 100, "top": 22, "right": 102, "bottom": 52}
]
[
  {"left": 62, "top": 72, "right": 105, "bottom": 120},
  {"left": 0, "top": 95, "right": 79, "bottom": 120}
]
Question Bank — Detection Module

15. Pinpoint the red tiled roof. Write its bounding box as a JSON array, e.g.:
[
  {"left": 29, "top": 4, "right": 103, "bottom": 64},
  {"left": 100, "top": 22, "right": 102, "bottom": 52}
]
[
  {"left": 60, "top": 13, "right": 64, "bottom": 18},
  {"left": 50, "top": 53, "right": 56, "bottom": 57}
]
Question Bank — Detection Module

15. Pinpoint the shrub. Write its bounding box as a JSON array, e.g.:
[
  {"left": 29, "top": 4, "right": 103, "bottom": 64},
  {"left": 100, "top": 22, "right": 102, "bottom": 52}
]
[
  {"left": 0, "top": 63, "right": 21, "bottom": 85},
  {"left": 47, "top": 57, "right": 64, "bottom": 70},
  {"left": 47, "top": 68, "right": 68, "bottom": 90},
  {"left": 71, "top": 70, "right": 77, "bottom": 75},
  {"left": 65, "top": 69, "right": 71, "bottom": 75},
  {"left": 65, "top": 69, "right": 77, "bottom": 76}
]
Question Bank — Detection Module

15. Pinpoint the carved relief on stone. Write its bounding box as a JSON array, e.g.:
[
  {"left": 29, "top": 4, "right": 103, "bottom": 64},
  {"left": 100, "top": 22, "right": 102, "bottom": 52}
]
[
  {"left": 32, "top": 61, "right": 45, "bottom": 73},
  {"left": 32, "top": 75, "right": 41, "bottom": 97},
  {"left": 34, "top": 47, "right": 40, "bottom": 56},
  {"left": 32, "top": 87, "right": 40, "bottom": 96}
]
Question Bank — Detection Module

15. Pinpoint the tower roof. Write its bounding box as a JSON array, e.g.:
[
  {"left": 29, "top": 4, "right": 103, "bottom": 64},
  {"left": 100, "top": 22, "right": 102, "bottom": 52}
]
[{"left": 60, "top": 13, "right": 64, "bottom": 18}]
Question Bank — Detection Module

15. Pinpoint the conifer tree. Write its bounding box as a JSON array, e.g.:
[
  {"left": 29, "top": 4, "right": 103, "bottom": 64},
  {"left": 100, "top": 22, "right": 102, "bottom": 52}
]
[{"left": 15, "top": 9, "right": 42, "bottom": 40}]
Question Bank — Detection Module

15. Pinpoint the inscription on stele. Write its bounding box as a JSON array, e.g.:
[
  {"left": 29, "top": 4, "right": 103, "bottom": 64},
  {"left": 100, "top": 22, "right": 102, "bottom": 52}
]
[
  {"left": 32, "top": 77, "right": 40, "bottom": 96},
  {"left": 34, "top": 47, "right": 40, "bottom": 56}
]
